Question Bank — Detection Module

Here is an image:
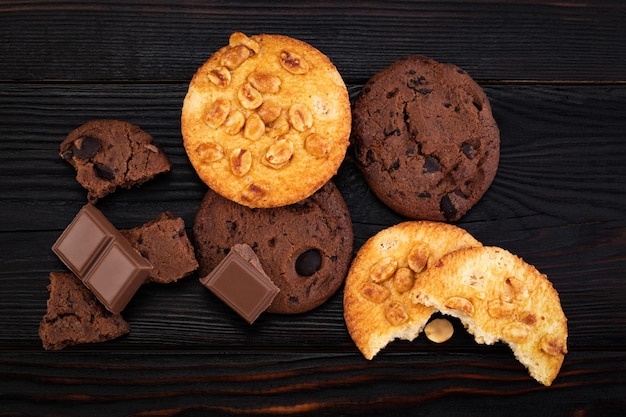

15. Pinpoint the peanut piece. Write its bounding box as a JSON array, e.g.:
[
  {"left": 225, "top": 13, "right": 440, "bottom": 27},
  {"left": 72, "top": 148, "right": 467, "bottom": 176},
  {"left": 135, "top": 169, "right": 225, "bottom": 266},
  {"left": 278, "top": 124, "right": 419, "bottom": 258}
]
[
  {"left": 238, "top": 82, "right": 263, "bottom": 109},
  {"left": 540, "top": 335, "right": 568, "bottom": 356},
  {"left": 288, "top": 103, "right": 313, "bottom": 132},
  {"left": 208, "top": 66, "right": 231, "bottom": 88},
  {"left": 369, "top": 257, "right": 398, "bottom": 283},
  {"left": 280, "top": 50, "right": 309, "bottom": 74},
  {"left": 361, "top": 282, "right": 390, "bottom": 304},
  {"left": 223, "top": 110, "right": 245, "bottom": 135},
  {"left": 501, "top": 322, "right": 531, "bottom": 343},
  {"left": 144, "top": 144, "right": 158, "bottom": 153},
  {"left": 384, "top": 301, "right": 409, "bottom": 326},
  {"left": 503, "top": 277, "right": 529, "bottom": 302},
  {"left": 424, "top": 318, "right": 454, "bottom": 343},
  {"left": 241, "top": 183, "right": 267, "bottom": 203},
  {"left": 221, "top": 45, "right": 250, "bottom": 70},
  {"left": 263, "top": 139, "right": 293, "bottom": 168},
  {"left": 203, "top": 98, "right": 231, "bottom": 129},
  {"left": 487, "top": 299, "right": 515, "bottom": 318},
  {"left": 243, "top": 113, "right": 265, "bottom": 141},
  {"left": 257, "top": 100, "right": 282, "bottom": 124},
  {"left": 267, "top": 115, "right": 290, "bottom": 138},
  {"left": 407, "top": 244, "right": 429, "bottom": 273},
  {"left": 248, "top": 72, "right": 281, "bottom": 94},
  {"left": 393, "top": 267, "right": 415, "bottom": 293},
  {"left": 229, "top": 32, "right": 259, "bottom": 55},
  {"left": 195, "top": 142, "right": 224, "bottom": 162},
  {"left": 229, "top": 148, "right": 252, "bottom": 176},
  {"left": 304, "top": 133, "right": 330, "bottom": 158},
  {"left": 445, "top": 296, "right": 475, "bottom": 315}
]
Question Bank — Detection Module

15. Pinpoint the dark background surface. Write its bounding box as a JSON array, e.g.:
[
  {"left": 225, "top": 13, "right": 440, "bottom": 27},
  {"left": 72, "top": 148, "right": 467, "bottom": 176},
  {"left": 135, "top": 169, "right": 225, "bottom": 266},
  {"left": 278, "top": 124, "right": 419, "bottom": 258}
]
[{"left": 1, "top": 1, "right": 625, "bottom": 416}]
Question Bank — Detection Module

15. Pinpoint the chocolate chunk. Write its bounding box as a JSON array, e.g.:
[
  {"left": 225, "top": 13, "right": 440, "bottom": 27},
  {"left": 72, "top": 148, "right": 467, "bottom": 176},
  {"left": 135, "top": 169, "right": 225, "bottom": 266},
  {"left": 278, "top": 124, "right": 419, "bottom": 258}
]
[
  {"left": 461, "top": 142, "right": 477, "bottom": 159},
  {"left": 440, "top": 194, "right": 457, "bottom": 221},
  {"left": 94, "top": 163, "right": 115, "bottom": 180},
  {"left": 423, "top": 156, "right": 441, "bottom": 173},
  {"left": 52, "top": 204, "right": 153, "bottom": 313},
  {"left": 72, "top": 136, "right": 101, "bottom": 159},
  {"left": 295, "top": 249, "right": 322, "bottom": 277},
  {"left": 199, "top": 249, "right": 279, "bottom": 324}
]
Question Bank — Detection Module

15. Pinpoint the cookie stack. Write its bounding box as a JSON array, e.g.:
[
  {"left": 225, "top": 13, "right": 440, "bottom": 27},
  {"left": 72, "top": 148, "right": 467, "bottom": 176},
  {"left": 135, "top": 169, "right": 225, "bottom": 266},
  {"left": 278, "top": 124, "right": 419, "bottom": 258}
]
[{"left": 181, "top": 33, "right": 355, "bottom": 316}]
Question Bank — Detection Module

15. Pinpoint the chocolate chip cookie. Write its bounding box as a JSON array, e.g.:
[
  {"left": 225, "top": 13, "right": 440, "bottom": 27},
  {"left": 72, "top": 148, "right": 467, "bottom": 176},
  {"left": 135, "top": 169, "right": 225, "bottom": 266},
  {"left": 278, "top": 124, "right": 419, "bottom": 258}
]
[
  {"left": 60, "top": 119, "right": 171, "bottom": 203},
  {"left": 352, "top": 56, "right": 500, "bottom": 221},
  {"left": 182, "top": 32, "right": 351, "bottom": 208},
  {"left": 193, "top": 181, "right": 354, "bottom": 314}
]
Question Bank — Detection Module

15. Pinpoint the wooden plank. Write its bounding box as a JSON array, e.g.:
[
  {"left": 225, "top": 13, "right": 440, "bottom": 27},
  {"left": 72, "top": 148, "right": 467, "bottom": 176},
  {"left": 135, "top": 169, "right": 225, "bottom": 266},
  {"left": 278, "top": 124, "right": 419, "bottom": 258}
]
[
  {"left": 1, "top": 350, "right": 625, "bottom": 416},
  {"left": 0, "top": 1, "right": 625, "bottom": 82}
]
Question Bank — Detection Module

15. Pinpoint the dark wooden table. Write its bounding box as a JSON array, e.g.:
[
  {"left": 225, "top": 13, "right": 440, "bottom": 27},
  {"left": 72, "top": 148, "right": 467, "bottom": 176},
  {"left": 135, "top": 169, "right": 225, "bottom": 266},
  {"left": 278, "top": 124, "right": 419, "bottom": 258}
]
[{"left": 1, "top": 1, "right": 625, "bottom": 416}]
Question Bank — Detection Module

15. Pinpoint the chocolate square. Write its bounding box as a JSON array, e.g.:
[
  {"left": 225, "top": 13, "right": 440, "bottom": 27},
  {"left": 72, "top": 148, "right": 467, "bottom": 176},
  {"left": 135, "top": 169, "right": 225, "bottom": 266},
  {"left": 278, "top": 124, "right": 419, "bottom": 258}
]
[
  {"left": 52, "top": 204, "right": 115, "bottom": 277},
  {"left": 52, "top": 204, "right": 152, "bottom": 313},
  {"left": 200, "top": 249, "right": 279, "bottom": 324},
  {"left": 83, "top": 239, "right": 152, "bottom": 314}
]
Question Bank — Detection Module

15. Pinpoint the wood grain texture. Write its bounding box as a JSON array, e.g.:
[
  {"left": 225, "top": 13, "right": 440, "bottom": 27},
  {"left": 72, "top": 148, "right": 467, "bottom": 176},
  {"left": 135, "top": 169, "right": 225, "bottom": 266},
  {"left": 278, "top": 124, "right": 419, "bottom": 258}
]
[
  {"left": 1, "top": 350, "right": 625, "bottom": 416},
  {"left": 1, "top": 1, "right": 625, "bottom": 416},
  {"left": 0, "top": 1, "right": 625, "bottom": 82}
]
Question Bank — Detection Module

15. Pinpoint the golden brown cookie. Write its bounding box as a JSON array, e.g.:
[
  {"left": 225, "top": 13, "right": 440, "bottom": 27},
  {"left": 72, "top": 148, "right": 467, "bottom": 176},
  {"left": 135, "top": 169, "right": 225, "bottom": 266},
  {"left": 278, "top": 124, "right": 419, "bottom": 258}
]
[
  {"left": 181, "top": 32, "right": 351, "bottom": 208},
  {"left": 411, "top": 246, "right": 568, "bottom": 386},
  {"left": 343, "top": 221, "right": 481, "bottom": 360}
]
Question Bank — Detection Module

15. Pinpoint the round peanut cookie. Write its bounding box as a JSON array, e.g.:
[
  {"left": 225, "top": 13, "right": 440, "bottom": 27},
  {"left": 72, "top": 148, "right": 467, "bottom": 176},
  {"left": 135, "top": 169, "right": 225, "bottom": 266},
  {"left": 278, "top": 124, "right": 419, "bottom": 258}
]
[
  {"left": 182, "top": 32, "right": 351, "bottom": 208},
  {"left": 343, "top": 221, "right": 482, "bottom": 360},
  {"left": 352, "top": 55, "right": 500, "bottom": 221},
  {"left": 411, "top": 246, "right": 568, "bottom": 386},
  {"left": 193, "top": 181, "right": 353, "bottom": 314}
]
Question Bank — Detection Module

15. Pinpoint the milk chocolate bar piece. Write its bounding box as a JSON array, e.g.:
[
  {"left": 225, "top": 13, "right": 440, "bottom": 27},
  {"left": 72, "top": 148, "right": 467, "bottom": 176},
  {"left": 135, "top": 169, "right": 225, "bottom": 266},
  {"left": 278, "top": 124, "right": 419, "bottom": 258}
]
[
  {"left": 200, "top": 247, "right": 279, "bottom": 324},
  {"left": 52, "top": 204, "right": 152, "bottom": 313}
]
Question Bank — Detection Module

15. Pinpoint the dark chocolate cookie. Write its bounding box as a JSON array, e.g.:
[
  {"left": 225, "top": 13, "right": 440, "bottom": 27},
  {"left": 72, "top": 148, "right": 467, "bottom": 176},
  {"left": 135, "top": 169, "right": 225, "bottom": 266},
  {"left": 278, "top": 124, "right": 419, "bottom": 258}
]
[
  {"left": 60, "top": 119, "right": 171, "bottom": 203},
  {"left": 352, "top": 56, "right": 500, "bottom": 222},
  {"left": 39, "top": 272, "right": 130, "bottom": 350},
  {"left": 193, "top": 181, "right": 354, "bottom": 314}
]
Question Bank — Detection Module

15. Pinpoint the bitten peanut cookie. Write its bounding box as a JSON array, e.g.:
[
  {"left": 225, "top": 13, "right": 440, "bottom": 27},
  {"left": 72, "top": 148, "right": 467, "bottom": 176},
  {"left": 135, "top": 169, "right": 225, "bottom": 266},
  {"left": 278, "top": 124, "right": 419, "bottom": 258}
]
[
  {"left": 181, "top": 32, "right": 351, "bottom": 208},
  {"left": 352, "top": 56, "right": 500, "bottom": 221},
  {"left": 411, "top": 246, "right": 568, "bottom": 386},
  {"left": 343, "top": 221, "right": 482, "bottom": 360},
  {"left": 60, "top": 119, "right": 171, "bottom": 203},
  {"left": 193, "top": 181, "right": 353, "bottom": 314}
]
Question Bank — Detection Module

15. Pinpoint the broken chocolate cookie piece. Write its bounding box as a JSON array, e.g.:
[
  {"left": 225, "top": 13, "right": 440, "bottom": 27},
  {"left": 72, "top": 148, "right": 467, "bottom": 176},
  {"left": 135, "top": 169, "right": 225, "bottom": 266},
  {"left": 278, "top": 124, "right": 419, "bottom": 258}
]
[
  {"left": 39, "top": 272, "right": 130, "bottom": 350},
  {"left": 60, "top": 119, "right": 171, "bottom": 203},
  {"left": 120, "top": 212, "right": 199, "bottom": 284}
]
